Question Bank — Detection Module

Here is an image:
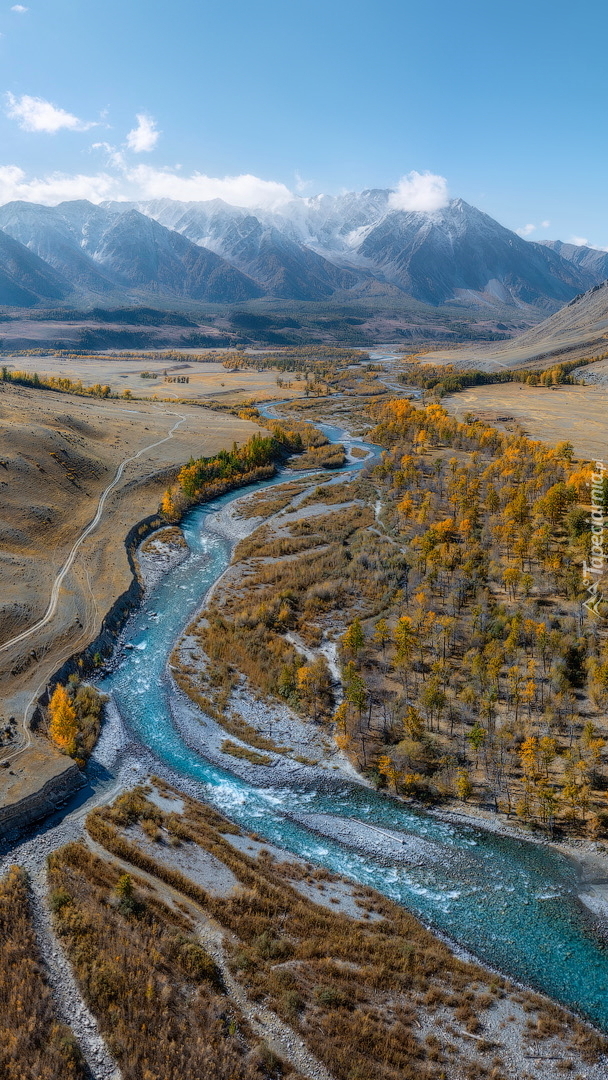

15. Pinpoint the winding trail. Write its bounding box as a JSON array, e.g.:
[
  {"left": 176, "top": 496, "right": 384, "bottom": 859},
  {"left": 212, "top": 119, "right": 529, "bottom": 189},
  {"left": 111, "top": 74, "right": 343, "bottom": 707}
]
[{"left": 0, "top": 409, "right": 187, "bottom": 759}]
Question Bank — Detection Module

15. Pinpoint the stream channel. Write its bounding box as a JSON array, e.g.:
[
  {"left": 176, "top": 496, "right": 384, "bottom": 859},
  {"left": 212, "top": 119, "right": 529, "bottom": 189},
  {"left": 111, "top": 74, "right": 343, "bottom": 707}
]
[{"left": 39, "top": 404, "right": 608, "bottom": 1028}]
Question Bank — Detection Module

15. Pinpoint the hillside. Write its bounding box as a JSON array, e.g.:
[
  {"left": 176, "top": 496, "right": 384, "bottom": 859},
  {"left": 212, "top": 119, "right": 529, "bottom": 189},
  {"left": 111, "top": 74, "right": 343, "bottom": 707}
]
[
  {"left": 0, "top": 380, "right": 262, "bottom": 821},
  {"left": 0, "top": 380, "right": 261, "bottom": 687},
  {"left": 422, "top": 279, "right": 608, "bottom": 369}
]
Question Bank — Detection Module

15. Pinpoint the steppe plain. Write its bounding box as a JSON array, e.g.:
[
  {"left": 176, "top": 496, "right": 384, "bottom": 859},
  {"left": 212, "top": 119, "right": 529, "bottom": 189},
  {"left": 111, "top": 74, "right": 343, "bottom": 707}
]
[
  {"left": 442, "top": 382, "right": 608, "bottom": 461},
  {"left": 2, "top": 353, "right": 304, "bottom": 404},
  {"left": 0, "top": 377, "right": 262, "bottom": 810}
]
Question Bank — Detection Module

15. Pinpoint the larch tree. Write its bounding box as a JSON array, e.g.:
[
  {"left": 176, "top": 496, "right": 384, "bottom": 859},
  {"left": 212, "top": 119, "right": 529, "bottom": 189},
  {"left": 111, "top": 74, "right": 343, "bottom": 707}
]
[
  {"left": 160, "top": 488, "right": 179, "bottom": 522},
  {"left": 48, "top": 684, "right": 78, "bottom": 756},
  {"left": 341, "top": 618, "right": 365, "bottom": 658}
]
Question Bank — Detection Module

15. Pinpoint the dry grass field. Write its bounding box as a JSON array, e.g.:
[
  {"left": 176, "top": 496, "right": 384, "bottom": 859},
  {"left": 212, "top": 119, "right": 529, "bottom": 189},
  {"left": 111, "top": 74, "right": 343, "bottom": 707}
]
[
  {"left": 61, "top": 782, "right": 607, "bottom": 1080},
  {"left": 2, "top": 354, "right": 304, "bottom": 404},
  {"left": 443, "top": 382, "right": 608, "bottom": 461},
  {"left": 0, "top": 380, "right": 263, "bottom": 804}
]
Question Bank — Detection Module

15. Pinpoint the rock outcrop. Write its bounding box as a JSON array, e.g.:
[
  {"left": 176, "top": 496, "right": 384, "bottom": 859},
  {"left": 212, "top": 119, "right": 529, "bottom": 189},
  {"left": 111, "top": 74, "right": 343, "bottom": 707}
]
[{"left": 0, "top": 744, "right": 83, "bottom": 838}]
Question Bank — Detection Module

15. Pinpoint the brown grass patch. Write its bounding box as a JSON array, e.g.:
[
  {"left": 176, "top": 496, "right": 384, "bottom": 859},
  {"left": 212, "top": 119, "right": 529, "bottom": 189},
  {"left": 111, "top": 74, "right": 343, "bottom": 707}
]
[{"left": 0, "top": 865, "right": 85, "bottom": 1080}]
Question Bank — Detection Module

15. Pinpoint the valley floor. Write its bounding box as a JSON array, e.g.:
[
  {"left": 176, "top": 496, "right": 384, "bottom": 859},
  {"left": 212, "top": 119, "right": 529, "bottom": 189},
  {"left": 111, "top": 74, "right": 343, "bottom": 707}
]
[
  {"left": 4, "top": 773, "right": 608, "bottom": 1080},
  {"left": 3, "top": 355, "right": 608, "bottom": 1078},
  {"left": 443, "top": 381, "right": 608, "bottom": 461}
]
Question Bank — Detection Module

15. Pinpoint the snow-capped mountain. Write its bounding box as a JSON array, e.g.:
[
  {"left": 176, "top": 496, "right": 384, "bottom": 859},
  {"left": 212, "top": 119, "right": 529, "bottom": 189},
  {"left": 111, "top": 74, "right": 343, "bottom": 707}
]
[
  {"left": 103, "top": 197, "right": 367, "bottom": 300},
  {"left": 0, "top": 191, "right": 602, "bottom": 309},
  {"left": 0, "top": 201, "right": 118, "bottom": 295},
  {"left": 106, "top": 193, "right": 598, "bottom": 308},
  {"left": 355, "top": 199, "right": 592, "bottom": 306},
  {"left": 0, "top": 201, "right": 261, "bottom": 304}
]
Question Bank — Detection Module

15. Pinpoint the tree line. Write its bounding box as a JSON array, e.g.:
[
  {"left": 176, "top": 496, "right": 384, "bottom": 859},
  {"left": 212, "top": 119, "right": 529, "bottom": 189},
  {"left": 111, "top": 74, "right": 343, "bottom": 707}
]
[{"left": 399, "top": 354, "right": 607, "bottom": 397}]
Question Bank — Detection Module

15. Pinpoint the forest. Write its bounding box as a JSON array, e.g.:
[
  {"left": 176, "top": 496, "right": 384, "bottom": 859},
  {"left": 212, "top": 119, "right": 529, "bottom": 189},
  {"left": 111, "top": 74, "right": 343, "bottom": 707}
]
[
  {"left": 398, "top": 355, "right": 606, "bottom": 397},
  {"left": 175, "top": 393, "right": 608, "bottom": 836},
  {"left": 338, "top": 398, "right": 608, "bottom": 830}
]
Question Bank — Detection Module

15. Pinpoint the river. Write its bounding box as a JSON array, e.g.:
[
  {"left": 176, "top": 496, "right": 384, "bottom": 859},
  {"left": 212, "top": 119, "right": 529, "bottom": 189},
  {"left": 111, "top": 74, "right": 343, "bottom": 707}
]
[{"left": 89, "top": 407, "right": 608, "bottom": 1030}]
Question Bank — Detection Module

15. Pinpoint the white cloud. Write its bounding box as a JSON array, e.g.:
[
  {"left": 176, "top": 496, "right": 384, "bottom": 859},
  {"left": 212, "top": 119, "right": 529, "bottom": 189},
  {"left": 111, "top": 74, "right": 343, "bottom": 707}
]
[
  {"left": 0, "top": 162, "right": 294, "bottom": 208},
  {"left": 5, "top": 92, "right": 96, "bottom": 133},
  {"left": 11, "top": 4, "right": 28, "bottom": 11},
  {"left": 126, "top": 113, "right": 159, "bottom": 153},
  {"left": 0, "top": 160, "right": 467, "bottom": 215},
  {"left": 125, "top": 164, "right": 293, "bottom": 207},
  {"left": 294, "top": 171, "right": 313, "bottom": 194},
  {"left": 388, "top": 170, "right": 449, "bottom": 212},
  {"left": 516, "top": 220, "right": 552, "bottom": 237},
  {"left": 91, "top": 141, "right": 126, "bottom": 169},
  {"left": 566, "top": 235, "right": 608, "bottom": 251},
  {"left": 0, "top": 164, "right": 118, "bottom": 204}
]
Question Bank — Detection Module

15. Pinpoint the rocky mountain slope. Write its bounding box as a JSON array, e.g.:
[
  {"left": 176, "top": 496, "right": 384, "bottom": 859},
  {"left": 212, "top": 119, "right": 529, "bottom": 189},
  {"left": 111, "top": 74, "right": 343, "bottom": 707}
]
[
  {"left": 355, "top": 199, "right": 589, "bottom": 306},
  {"left": 541, "top": 238, "right": 608, "bottom": 283},
  {"left": 424, "top": 278, "right": 608, "bottom": 369},
  {"left": 0, "top": 227, "right": 70, "bottom": 306},
  {"left": 0, "top": 192, "right": 602, "bottom": 312},
  {"left": 117, "top": 193, "right": 597, "bottom": 309},
  {"left": 0, "top": 201, "right": 261, "bottom": 306}
]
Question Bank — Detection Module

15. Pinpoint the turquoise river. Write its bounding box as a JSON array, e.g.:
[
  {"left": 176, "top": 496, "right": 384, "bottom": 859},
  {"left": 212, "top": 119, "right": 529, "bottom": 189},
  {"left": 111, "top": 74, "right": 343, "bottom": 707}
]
[{"left": 97, "top": 411, "right": 608, "bottom": 1029}]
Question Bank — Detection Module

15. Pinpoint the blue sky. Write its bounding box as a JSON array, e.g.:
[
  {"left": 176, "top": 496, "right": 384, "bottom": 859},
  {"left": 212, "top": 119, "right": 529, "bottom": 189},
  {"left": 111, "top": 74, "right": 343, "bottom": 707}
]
[{"left": 1, "top": 0, "right": 606, "bottom": 246}]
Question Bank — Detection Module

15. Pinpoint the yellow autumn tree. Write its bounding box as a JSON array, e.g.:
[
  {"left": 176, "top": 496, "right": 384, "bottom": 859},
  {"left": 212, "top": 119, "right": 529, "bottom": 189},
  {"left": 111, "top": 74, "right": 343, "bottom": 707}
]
[
  {"left": 341, "top": 618, "right": 364, "bottom": 658},
  {"left": 48, "top": 684, "right": 78, "bottom": 755},
  {"left": 296, "top": 658, "right": 330, "bottom": 721},
  {"left": 397, "top": 492, "right": 415, "bottom": 518},
  {"left": 455, "top": 770, "right": 473, "bottom": 801},
  {"left": 519, "top": 735, "right": 540, "bottom": 776},
  {"left": 160, "top": 488, "right": 179, "bottom": 522},
  {"left": 377, "top": 755, "right": 399, "bottom": 791},
  {"left": 335, "top": 732, "right": 351, "bottom": 752},
  {"left": 333, "top": 701, "right": 349, "bottom": 733}
]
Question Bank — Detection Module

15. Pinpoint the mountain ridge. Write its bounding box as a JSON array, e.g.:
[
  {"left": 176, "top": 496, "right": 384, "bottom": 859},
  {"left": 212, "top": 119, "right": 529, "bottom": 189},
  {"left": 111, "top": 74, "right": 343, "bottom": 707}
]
[
  {"left": 115, "top": 193, "right": 599, "bottom": 308},
  {"left": 0, "top": 192, "right": 604, "bottom": 312},
  {"left": 0, "top": 201, "right": 263, "bottom": 305},
  {"left": 540, "top": 239, "right": 608, "bottom": 285}
]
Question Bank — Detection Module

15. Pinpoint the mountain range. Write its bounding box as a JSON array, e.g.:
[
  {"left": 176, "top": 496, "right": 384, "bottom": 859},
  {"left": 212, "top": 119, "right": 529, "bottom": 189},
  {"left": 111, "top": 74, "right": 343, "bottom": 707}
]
[
  {"left": 0, "top": 192, "right": 605, "bottom": 313},
  {"left": 540, "top": 240, "right": 608, "bottom": 286}
]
